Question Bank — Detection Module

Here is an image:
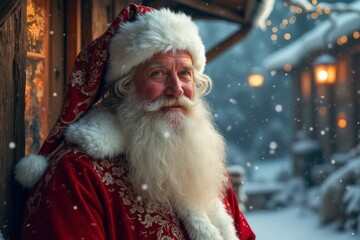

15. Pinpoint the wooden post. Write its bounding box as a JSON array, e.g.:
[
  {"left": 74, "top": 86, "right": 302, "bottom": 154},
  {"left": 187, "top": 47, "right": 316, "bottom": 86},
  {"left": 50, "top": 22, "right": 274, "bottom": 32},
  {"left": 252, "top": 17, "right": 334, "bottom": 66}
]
[{"left": 0, "top": 0, "right": 26, "bottom": 239}]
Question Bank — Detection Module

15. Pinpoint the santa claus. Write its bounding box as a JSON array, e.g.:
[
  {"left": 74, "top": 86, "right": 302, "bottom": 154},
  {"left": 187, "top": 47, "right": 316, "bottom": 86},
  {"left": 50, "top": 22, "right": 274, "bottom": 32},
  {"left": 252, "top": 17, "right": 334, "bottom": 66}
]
[{"left": 15, "top": 4, "right": 255, "bottom": 240}]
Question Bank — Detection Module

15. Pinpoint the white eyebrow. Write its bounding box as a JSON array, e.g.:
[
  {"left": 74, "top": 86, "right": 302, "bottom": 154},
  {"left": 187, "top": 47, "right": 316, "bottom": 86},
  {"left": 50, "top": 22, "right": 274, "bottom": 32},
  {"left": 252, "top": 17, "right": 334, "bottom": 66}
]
[
  {"left": 183, "top": 65, "right": 194, "bottom": 71},
  {"left": 145, "top": 63, "right": 194, "bottom": 72},
  {"left": 145, "top": 63, "right": 165, "bottom": 72}
]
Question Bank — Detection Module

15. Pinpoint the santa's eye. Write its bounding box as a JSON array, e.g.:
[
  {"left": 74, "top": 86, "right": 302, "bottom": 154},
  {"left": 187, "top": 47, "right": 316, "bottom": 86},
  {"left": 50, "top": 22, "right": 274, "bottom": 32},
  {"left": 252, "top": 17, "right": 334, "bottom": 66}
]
[
  {"left": 179, "top": 71, "right": 191, "bottom": 76},
  {"left": 149, "top": 70, "right": 166, "bottom": 78},
  {"left": 178, "top": 70, "right": 193, "bottom": 82}
]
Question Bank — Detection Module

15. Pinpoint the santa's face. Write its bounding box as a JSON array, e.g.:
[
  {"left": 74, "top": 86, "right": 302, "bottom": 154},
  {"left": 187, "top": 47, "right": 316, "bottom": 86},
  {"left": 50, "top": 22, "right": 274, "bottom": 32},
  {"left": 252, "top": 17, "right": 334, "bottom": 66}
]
[{"left": 133, "top": 51, "right": 195, "bottom": 114}]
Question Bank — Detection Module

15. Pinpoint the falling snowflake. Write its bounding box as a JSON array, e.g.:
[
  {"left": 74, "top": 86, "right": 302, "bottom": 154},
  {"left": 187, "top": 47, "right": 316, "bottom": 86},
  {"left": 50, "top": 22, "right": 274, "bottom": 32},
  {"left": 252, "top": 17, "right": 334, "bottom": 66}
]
[
  {"left": 269, "top": 141, "right": 278, "bottom": 149},
  {"left": 9, "top": 142, "right": 16, "bottom": 149},
  {"left": 275, "top": 104, "right": 283, "bottom": 112},
  {"left": 229, "top": 98, "right": 237, "bottom": 104},
  {"left": 163, "top": 131, "right": 170, "bottom": 138},
  {"left": 141, "top": 184, "right": 148, "bottom": 191}
]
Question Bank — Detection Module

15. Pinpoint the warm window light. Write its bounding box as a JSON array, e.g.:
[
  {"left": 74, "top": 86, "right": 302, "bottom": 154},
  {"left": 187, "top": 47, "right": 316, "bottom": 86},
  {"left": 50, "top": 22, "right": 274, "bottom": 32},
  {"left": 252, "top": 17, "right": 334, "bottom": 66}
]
[
  {"left": 248, "top": 67, "right": 265, "bottom": 88},
  {"left": 313, "top": 54, "right": 336, "bottom": 84},
  {"left": 337, "top": 118, "right": 347, "bottom": 128},
  {"left": 353, "top": 31, "right": 360, "bottom": 39},
  {"left": 283, "top": 64, "right": 292, "bottom": 72},
  {"left": 337, "top": 113, "right": 348, "bottom": 129},
  {"left": 300, "top": 71, "right": 311, "bottom": 98},
  {"left": 318, "top": 106, "right": 327, "bottom": 117}
]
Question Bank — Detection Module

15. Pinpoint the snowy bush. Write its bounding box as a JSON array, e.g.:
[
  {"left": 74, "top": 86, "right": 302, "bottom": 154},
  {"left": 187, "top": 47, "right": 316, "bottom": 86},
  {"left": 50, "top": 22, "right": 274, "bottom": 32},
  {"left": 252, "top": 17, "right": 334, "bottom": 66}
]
[
  {"left": 266, "top": 177, "right": 304, "bottom": 209},
  {"left": 343, "top": 185, "right": 360, "bottom": 232},
  {"left": 319, "top": 157, "right": 360, "bottom": 233}
]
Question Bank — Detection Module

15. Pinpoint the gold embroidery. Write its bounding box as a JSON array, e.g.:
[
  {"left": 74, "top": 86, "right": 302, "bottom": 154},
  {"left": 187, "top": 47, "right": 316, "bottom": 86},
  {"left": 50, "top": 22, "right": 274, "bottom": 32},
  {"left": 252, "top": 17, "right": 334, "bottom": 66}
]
[{"left": 92, "top": 159, "right": 186, "bottom": 240}]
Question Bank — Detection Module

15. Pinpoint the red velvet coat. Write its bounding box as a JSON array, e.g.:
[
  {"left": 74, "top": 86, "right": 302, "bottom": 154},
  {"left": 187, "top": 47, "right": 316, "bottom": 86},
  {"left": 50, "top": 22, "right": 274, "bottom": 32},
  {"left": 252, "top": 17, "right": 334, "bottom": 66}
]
[{"left": 22, "top": 145, "right": 255, "bottom": 240}]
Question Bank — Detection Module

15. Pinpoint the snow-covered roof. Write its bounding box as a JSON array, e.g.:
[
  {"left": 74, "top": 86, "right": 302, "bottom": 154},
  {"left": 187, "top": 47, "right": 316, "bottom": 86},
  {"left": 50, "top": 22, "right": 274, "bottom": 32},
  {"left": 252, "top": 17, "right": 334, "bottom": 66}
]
[
  {"left": 262, "top": 1, "right": 360, "bottom": 70},
  {"left": 292, "top": 138, "right": 321, "bottom": 154}
]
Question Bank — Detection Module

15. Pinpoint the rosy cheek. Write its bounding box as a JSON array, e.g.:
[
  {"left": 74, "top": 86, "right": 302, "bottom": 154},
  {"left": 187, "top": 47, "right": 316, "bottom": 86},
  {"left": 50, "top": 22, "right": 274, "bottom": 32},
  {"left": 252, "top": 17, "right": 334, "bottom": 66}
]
[
  {"left": 183, "top": 83, "right": 194, "bottom": 100},
  {"left": 141, "top": 83, "right": 165, "bottom": 102}
]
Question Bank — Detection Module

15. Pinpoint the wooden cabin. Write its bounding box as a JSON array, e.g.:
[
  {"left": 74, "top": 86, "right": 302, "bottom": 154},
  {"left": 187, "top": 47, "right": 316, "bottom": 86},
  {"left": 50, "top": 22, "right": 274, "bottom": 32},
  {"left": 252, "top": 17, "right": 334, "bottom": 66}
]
[{"left": 262, "top": 4, "right": 360, "bottom": 183}]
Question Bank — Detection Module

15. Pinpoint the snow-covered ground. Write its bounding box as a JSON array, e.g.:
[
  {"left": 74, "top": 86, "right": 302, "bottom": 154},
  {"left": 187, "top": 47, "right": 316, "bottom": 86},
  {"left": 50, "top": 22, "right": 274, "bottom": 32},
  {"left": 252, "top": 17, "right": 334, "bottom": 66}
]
[
  {"left": 241, "top": 157, "right": 359, "bottom": 239},
  {"left": 245, "top": 206, "right": 357, "bottom": 240}
]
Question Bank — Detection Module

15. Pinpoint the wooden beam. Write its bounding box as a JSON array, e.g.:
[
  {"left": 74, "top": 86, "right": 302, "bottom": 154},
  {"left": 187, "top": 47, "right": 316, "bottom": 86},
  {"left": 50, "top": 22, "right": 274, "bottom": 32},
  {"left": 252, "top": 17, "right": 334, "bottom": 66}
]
[
  {"left": 81, "top": 0, "right": 93, "bottom": 47},
  {"left": 66, "top": 0, "right": 81, "bottom": 82},
  {"left": 206, "top": 25, "right": 251, "bottom": 62},
  {"left": 244, "top": 0, "right": 255, "bottom": 21},
  {"left": 173, "top": 0, "right": 246, "bottom": 24},
  {"left": 0, "top": 0, "right": 22, "bottom": 27}
]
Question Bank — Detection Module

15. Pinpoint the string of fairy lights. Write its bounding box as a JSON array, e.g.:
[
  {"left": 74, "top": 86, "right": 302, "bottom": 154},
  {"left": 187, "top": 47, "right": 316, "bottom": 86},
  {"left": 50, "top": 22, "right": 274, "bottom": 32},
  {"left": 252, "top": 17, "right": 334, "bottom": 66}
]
[{"left": 264, "top": 0, "right": 360, "bottom": 45}]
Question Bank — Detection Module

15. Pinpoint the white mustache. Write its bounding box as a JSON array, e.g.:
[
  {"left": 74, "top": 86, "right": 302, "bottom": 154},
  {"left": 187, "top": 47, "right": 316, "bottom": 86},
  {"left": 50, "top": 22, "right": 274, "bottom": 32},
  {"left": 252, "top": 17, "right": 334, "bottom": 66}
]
[{"left": 144, "top": 95, "right": 197, "bottom": 112}]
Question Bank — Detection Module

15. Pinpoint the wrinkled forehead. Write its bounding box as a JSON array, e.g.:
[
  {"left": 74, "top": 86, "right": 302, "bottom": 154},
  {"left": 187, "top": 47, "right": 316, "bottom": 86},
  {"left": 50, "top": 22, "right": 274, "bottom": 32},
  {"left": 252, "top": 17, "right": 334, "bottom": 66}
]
[{"left": 135, "top": 51, "right": 194, "bottom": 72}]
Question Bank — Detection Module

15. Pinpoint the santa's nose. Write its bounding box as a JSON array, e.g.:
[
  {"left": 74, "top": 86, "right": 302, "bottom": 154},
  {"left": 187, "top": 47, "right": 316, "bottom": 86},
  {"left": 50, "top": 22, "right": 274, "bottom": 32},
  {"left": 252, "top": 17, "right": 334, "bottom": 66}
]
[{"left": 165, "top": 73, "right": 184, "bottom": 98}]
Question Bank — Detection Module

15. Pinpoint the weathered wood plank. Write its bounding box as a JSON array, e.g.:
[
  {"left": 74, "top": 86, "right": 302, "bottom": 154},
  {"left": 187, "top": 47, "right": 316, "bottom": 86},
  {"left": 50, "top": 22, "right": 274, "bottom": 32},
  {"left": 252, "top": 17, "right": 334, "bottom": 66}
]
[{"left": 0, "top": 0, "right": 26, "bottom": 239}]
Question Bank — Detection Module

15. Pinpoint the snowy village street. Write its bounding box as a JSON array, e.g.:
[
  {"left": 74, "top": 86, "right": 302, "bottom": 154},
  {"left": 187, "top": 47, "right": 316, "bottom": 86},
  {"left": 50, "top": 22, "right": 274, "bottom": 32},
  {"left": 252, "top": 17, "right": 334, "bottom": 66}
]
[
  {"left": 241, "top": 157, "right": 359, "bottom": 240},
  {"left": 2, "top": 158, "right": 357, "bottom": 240},
  {"left": 246, "top": 206, "right": 357, "bottom": 240}
]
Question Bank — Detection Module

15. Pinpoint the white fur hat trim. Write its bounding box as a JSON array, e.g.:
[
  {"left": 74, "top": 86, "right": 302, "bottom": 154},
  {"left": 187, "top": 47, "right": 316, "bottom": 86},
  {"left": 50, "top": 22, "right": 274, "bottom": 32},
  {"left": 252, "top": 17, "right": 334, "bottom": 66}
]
[
  {"left": 105, "top": 8, "right": 206, "bottom": 84},
  {"left": 15, "top": 154, "right": 48, "bottom": 188},
  {"left": 65, "top": 106, "right": 125, "bottom": 159}
]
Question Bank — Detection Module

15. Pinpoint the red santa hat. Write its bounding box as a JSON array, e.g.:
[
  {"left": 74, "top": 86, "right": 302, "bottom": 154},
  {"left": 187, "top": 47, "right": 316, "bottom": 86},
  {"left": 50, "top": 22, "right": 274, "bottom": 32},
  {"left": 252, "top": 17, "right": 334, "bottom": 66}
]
[{"left": 15, "top": 3, "right": 206, "bottom": 188}]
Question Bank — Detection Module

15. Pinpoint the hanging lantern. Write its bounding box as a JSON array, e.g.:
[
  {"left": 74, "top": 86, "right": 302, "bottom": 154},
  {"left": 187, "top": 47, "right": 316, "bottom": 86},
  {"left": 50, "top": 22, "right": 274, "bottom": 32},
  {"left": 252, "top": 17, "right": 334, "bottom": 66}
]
[
  {"left": 248, "top": 67, "right": 265, "bottom": 87},
  {"left": 313, "top": 54, "right": 337, "bottom": 84}
]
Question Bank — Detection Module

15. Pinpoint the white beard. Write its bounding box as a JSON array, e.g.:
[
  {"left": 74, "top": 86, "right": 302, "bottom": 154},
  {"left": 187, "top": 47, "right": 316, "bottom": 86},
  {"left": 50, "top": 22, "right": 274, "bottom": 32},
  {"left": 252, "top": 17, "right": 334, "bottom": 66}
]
[{"left": 117, "top": 87, "right": 229, "bottom": 212}]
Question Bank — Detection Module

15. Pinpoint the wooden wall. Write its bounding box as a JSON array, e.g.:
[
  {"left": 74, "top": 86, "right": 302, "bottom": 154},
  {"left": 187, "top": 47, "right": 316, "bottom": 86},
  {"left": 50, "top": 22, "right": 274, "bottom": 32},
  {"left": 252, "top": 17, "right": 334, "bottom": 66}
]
[{"left": 0, "top": 0, "right": 27, "bottom": 239}]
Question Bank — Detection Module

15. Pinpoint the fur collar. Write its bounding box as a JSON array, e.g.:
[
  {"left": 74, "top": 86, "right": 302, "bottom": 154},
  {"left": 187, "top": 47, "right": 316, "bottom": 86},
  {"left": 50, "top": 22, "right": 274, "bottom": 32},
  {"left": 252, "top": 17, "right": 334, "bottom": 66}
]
[{"left": 65, "top": 106, "right": 126, "bottom": 159}]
